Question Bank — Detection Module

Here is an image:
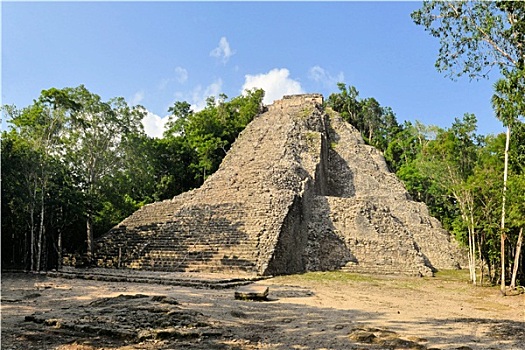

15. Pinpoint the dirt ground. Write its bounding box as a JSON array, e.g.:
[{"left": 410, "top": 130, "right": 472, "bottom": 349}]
[{"left": 1, "top": 270, "right": 524, "bottom": 350}]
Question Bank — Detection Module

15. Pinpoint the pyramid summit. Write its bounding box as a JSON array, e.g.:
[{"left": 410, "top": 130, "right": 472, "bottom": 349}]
[{"left": 93, "top": 94, "right": 466, "bottom": 276}]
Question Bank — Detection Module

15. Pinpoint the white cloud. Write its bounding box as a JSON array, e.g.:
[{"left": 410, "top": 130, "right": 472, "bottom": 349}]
[
  {"left": 242, "top": 68, "right": 304, "bottom": 105},
  {"left": 170, "top": 79, "right": 224, "bottom": 115},
  {"left": 130, "top": 90, "right": 145, "bottom": 105},
  {"left": 184, "top": 78, "right": 222, "bottom": 112},
  {"left": 210, "top": 37, "right": 235, "bottom": 64},
  {"left": 158, "top": 78, "right": 170, "bottom": 91},
  {"left": 174, "top": 66, "right": 188, "bottom": 84},
  {"left": 142, "top": 111, "right": 170, "bottom": 139},
  {"left": 158, "top": 67, "right": 188, "bottom": 91},
  {"left": 308, "top": 65, "right": 345, "bottom": 88}
]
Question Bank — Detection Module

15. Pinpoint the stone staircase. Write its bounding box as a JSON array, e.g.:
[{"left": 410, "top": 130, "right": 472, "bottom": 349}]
[
  {"left": 94, "top": 95, "right": 326, "bottom": 275},
  {"left": 90, "top": 94, "right": 466, "bottom": 277},
  {"left": 95, "top": 192, "right": 277, "bottom": 274}
]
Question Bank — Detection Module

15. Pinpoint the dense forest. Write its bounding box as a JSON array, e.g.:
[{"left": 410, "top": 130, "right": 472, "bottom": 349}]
[
  {"left": 1, "top": 87, "right": 265, "bottom": 270},
  {"left": 2, "top": 1, "right": 524, "bottom": 290},
  {"left": 327, "top": 83, "right": 524, "bottom": 288}
]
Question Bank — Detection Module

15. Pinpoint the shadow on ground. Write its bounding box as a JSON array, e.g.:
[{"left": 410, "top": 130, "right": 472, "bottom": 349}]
[{"left": 1, "top": 273, "right": 523, "bottom": 350}]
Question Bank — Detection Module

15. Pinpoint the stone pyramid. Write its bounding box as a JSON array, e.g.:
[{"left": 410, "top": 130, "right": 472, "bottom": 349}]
[{"left": 95, "top": 94, "right": 466, "bottom": 276}]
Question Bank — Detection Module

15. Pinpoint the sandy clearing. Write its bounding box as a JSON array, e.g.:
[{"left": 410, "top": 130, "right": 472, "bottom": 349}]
[{"left": 1, "top": 271, "right": 523, "bottom": 350}]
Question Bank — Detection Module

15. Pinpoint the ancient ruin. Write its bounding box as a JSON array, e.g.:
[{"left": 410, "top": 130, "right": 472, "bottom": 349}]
[{"left": 94, "top": 94, "right": 465, "bottom": 277}]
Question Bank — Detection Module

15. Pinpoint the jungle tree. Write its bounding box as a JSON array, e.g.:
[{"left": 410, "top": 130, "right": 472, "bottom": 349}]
[{"left": 412, "top": 0, "right": 525, "bottom": 293}]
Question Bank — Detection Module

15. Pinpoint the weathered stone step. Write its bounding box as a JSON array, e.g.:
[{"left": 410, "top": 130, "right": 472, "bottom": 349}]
[
  {"left": 140, "top": 256, "right": 256, "bottom": 265},
  {"left": 127, "top": 261, "right": 257, "bottom": 273},
  {"left": 99, "top": 237, "right": 259, "bottom": 247},
  {"left": 48, "top": 268, "right": 266, "bottom": 289},
  {"left": 143, "top": 238, "right": 258, "bottom": 244},
  {"left": 135, "top": 254, "right": 257, "bottom": 264},
  {"left": 99, "top": 240, "right": 259, "bottom": 250},
  {"left": 144, "top": 250, "right": 256, "bottom": 257},
  {"left": 144, "top": 242, "right": 259, "bottom": 250}
]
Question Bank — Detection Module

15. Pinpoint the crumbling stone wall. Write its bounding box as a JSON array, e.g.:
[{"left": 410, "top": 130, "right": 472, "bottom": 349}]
[{"left": 92, "top": 94, "right": 466, "bottom": 276}]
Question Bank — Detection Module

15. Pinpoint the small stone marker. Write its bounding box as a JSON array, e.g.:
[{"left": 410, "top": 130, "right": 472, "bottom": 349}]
[{"left": 234, "top": 285, "right": 269, "bottom": 301}]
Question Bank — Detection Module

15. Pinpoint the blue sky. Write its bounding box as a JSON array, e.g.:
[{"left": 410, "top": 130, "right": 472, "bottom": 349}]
[{"left": 2, "top": 1, "right": 504, "bottom": 138}]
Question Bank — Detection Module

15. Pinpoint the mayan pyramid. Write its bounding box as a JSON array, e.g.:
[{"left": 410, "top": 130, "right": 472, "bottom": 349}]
[{"left": 94, "top": 94, "right": 466, "bottom": 276}]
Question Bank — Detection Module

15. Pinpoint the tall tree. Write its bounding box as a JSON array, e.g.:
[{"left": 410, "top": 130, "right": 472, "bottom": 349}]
[
  {"left": 1, "top": 130, "right": 40, "bottom": 269},
  {"left": 506, "top": 119, "right": 525, "bottom": 288},
  {"left": 417, "top": 115, "right": 480, "bottom": 284},
  {"left": 327, "top": 84, "right": 401, "bottom": 153},
  {"left": 2, "top": 89, "right": 82, "bottom": 271},
  {"left": 361, "top": 97, "right": 383, "bottom": 145},
  {"left": 63, "top": 86, "right": 147, "bottom": 261},
  {"left": 4, "top": 94, "right": 74, "bottom": 270},
  {"left": 36, "top": 89, "right": 81, "bottom": 270},
  {"left": 327, "top": 83, "right": 362, "bottom": 129},
  {"left": 412, "top": 1, "right": 522, "bottom": 79},
  {"left": 492, "top": 70, "right": 524, "bottom": 292},
  {"left": 412, "top": 0, "right": 525, "bottom": 293}
]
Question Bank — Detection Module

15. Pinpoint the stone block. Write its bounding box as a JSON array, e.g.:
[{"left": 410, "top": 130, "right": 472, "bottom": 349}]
[{"left": 234, "top": 285, "right": 269, "bottom": 301}]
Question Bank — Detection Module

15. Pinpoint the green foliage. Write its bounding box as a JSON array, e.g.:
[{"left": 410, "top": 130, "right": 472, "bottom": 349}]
[
  {"left": 275, "top": 271, "right": 380, "bottom": 284},
  {"left": 411, "top": 1, "right": 518, "bottom": 80},
  {"left": 299, "top": 106, "right": 314, "bottom": 119},
  {"left": 305, "top": 131, "right": 320, "bottom": 151},
  {"left": 326, "top": 83, "right": 401, "bottom": 154},
  {"left": 164, "top": 88, "right": 264, "bottom": 183},
  {"left": 148, "top": 136, "right": 199, "bottom": 201},
  {"left": 378, "top": 102, "right": 523, "bottom": 284},
  {"left": 492, "top": 68, "right": 525, "bottom": 127},
  {"left": 1, "top": 86, "right": 265, "bottom": 269},
  {"left": 384, "top": 121, "right": 438, "bottom": 173},
  {"left": 1, "top": 85, "right": 151, "bottom": 268},
  {"left": 1, "top": 128, "right": 86, "bottom": 268},
  {"left": 413, "top": 0, "right": 525, "bottom": 286}
]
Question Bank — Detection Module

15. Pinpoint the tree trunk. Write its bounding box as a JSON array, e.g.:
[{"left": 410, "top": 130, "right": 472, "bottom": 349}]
[
  {"left": 468, "top": 226, "right": 477, "bottom": 285},
  {"left": 42, "top": 229, "right": 48, "bottom": 270},
  {"left": 86, "top": 216, "right": 94, "bottom": 263},
  {"left": 36, "top": 190, "right": 45, "bottom": 271},
  {"left": 468, "top": 228, "right": 473, "bottom": 283},
  {"left": 30, "top": 205, "right": 35, "bottom": 271},
  {"left": 29, "top": 179, "right": 38, "bottom": 271},
  {"left": 471, "top": 214, "right": 477, "bottom": 285},
  {"left": 510, "top": 228, "right": 523, "bottom": 289},
  {"left": 500, "top": 125, "right": 511, "bottom": 295},
  {"left": 479, "top": 233, "right": 485, "bottom": 286},
  {"left": 55, "top": 206, "right": 63, "bottom": 270},
  {"left": 459, "top": 196, "right": 476, "bottom": 285},
  {"left": 24, "top": 228, "right": 28, "bottom": 270},
  {"left": 57, "top": 227, "right": 62, "bottom": 270}
]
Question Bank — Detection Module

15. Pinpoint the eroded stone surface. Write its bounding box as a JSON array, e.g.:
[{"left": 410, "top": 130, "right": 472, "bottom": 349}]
[
  {"left": 90, "top": 94, "right": 466, "bottom": 276},
  {"left": 23, "top": 293, "right": 217, "bottom": 343},
  {"left": 234, "top": 285, "right": 269, "bottom": 301}
]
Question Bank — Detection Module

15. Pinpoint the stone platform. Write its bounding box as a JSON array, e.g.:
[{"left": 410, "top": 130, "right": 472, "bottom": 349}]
[{"left": 49, "top": 266, "right": 265, "bottom": 289}]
